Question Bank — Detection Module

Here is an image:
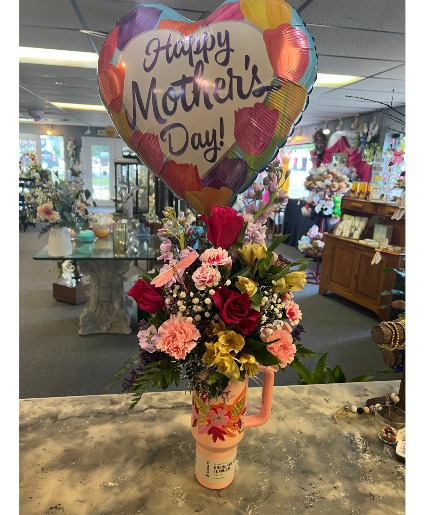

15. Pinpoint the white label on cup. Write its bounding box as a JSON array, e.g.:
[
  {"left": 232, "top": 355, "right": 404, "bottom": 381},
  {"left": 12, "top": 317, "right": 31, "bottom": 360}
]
[{"left": 195, "top": 451, "right": 237, "bottom": 485}]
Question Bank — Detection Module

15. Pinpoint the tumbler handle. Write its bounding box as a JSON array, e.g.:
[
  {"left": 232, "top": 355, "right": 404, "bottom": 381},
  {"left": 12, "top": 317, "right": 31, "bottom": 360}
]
[{"left": 244, "top": 367, "right": 275, "bottom": 429}]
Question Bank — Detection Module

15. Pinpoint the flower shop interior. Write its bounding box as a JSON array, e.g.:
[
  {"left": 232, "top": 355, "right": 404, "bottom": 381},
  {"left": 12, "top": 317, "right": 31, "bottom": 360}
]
[{"left": 16, "top": 0, "right": 415, "bottom": 512}]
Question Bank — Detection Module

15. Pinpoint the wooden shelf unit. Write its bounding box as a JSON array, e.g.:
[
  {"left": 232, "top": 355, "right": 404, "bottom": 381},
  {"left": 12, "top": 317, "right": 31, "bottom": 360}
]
[{"left": 319, "top": 197, "right": 405, "bottom": 321}]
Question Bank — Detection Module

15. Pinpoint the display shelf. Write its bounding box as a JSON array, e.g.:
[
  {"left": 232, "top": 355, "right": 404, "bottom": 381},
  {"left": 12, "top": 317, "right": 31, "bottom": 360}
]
[{"left": 319, "top": 197, "right": 405, "bottom": 321}]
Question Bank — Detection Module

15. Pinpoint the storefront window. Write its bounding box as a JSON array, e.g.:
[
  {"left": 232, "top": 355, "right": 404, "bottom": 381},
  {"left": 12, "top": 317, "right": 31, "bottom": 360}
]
[
  {"left": 284, "top": 144, "right": 314, "bottom": 199},
  {"left": 19, "top": 134, "right": 66, "bottom": 179}
]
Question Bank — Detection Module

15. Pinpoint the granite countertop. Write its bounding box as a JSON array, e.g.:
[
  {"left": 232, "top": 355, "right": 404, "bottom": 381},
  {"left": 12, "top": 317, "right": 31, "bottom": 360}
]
[{"left": 20, "top": 381, "right": 405, "bottom": 514}]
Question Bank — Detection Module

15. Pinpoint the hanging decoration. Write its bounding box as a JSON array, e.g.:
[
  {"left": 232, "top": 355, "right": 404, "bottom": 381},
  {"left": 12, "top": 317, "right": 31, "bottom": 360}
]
[{"left": 97, "top": 0, "right": 318, "bottom": 216}]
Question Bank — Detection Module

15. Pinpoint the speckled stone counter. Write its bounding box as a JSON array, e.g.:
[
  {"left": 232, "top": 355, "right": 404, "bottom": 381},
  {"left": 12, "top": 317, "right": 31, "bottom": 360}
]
[{"left": 20, "top": 381, "right": 405, "bottom": 514}]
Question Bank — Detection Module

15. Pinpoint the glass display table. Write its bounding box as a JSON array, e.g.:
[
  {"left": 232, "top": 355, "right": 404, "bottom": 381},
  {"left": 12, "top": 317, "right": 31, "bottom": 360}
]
[{"left": 33, "top": 235, "right": 161, "bottom": 335}]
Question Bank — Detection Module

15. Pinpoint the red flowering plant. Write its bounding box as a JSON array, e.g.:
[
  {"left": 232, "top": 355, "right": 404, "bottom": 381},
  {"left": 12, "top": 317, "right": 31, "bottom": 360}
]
[{"left": 116, "top": 170, "right": 316, "bottom": 408}]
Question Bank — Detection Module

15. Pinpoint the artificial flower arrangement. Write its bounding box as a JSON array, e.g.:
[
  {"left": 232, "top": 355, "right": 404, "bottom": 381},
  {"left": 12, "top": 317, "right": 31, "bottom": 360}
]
[
  {"left": 309, "top": 128, "right": 328, "bottom": 164},
  {"left": 67, "top": 137, "right": 80, "bottom": 170},
  {"left": 115, "top": 161, "right": 317, "bottom": 408},
  {"left": 352, "top": 120, "right": 380, "bottom": 164},
  {"left": 19, "top": 151, "right": 51, "bottom": 183},
  {"left": 303, "top": 163, "right": 352, "bottom": 216},
  {"left": 297, "top": 224, "right": 325, "bottom": 259},
  {"left": 22, "top": 169, "right": 96, "bottom": 236}
]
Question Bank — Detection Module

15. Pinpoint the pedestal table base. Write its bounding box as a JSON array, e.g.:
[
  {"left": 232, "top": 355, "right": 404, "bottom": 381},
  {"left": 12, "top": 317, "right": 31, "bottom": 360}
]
[{"left": 78, "top": 261, "right": 133, "bottom": 335}]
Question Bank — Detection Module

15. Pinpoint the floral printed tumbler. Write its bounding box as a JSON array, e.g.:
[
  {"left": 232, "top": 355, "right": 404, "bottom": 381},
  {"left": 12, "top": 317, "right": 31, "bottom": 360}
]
[{"left": 191, "top": 367, "right": 274, "bottom": 489}]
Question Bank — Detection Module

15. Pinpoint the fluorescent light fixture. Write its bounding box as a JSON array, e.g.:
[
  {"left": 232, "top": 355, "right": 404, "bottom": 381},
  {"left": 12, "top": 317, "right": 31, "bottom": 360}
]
[
  {"left": 19, "top": 47, "right": 364, "bottom": 88},
  {"left": 19, "top": 47, "right": 98, "bottom": 68},
  {"left": 315, "top": 73, "right": 363, "bottom": 88},
  {"left": 51, "top": 102, "right": 106, "bottom": 111}
]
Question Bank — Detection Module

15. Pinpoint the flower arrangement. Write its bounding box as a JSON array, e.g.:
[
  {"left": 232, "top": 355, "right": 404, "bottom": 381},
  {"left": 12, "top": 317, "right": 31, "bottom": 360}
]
[
  {"left": 67, "top": 138, "right": 80, "bottom": 170},
  {"left": 303, "top": 164, "right": 352, "bottom": 216},
  {"left": 352, "top": 120, "right": 380, "bottom": 164},
  {"left": 115, "top": 163, "right": 315, "bottom": 409},
  {"left": 297, "top": 225, "right": 325, "bottom": 258},
  {"left": 309, "top": 128, "right": 328, "bottom": 166},
  {"left": 22, "top": 169, "right": 96, "bottom": 236},
  {"left": 19, "top": 151, "right": 51, "bottom": 183}
]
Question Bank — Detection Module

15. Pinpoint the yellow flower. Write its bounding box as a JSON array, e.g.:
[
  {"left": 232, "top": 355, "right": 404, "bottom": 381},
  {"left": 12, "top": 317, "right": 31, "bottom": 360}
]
[
  {"left": 235, "top": 277, "right": 259, "bottom": 297},
  {"left": 202, "top": 342, "right": 221, "bottom": 367},
  {"left": 237, "top": 243, "right": 267, "bottom": 267},
  {"left": 209, "top": 318, "right": 226, "bottom": 336},
  {"left": 274, "top": 271, "right": 307, "bottom": 293},
  {"left": 217, "top": 330, "right": 245, "bottom": 354},
  {"left": 216, "top": 354, "right": 241, "bottom": 380},
  {"left": 239, "top": 354, "right": 259, "bottom": 377}
]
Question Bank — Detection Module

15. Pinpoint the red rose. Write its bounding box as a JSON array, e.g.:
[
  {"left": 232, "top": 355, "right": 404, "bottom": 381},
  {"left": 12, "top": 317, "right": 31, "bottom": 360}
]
[
  {"left": 211, "top": 287, "right": 261, "bottom": 335},
  {"left": 128, "top": 279, "right": 165, "bottom": 314},
  {"left": 200, "top": 206, "right": 245, "bottom": 249}
]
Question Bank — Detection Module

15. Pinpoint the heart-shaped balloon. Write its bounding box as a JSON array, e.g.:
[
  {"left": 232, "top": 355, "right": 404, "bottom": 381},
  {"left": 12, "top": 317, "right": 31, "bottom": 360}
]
[{"left": 98, "top": 0, "right": 317, "bottom": 215}]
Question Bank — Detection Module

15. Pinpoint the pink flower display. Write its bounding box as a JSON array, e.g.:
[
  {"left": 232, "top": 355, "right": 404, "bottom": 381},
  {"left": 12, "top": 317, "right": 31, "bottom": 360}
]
[
  {"left": 156, "top": 315, "right": 201, "bottom": 360},
  {"left": 284, "top": 301, "right": 302, "bottom": 326},
  {"left": 192, "top": 265, "right": 221, "bottom": 290},
  {"left": 120, "top": 197, "right": 310, "bottom": 407},
  {"left": 199, "top": 248, "right": 232, "bottom": 268},
  {"left": 137, "top": 325, "right": 160, "bottom": 353},
  {"left": 261, "top": 325, "right": 296, "bottom": 369}
]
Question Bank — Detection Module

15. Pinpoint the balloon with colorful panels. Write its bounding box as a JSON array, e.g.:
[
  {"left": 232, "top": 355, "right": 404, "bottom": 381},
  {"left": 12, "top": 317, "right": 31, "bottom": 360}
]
[{"left": 98, "top": 0, "right": 317, "bottom": 216}]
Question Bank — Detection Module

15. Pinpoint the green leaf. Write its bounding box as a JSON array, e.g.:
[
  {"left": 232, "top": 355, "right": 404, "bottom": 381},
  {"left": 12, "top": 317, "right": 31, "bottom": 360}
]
[
  {"left": 330, "top": 365, "right": 346, "bottom": 383},
  {"left": 258, "top": 251, "right": 275, "bottom": 277},
  {"left": 381, "top": 267, "right": 405, "bottom": 278},
  {"left": 312, "top": 353, "right": 328, "bottom": 384},
  {"left": 249, "top": 290, "right": 263, "bottom": 310},
  {"left": 325, "top": 367, "right": 337, "bottom": 383},
  {"left": 106, "top": 353, "right": 140, "bottom": 390},
  {"left": 295, "top": 344, "right": 321, "bottom": 359},
  {"left": 348, "top": 374, "right": 375, "bottom": 382},
  {"left": 374, "top": 367, "right": 401, "bottom": 374},
  {"left": 290, "top": 360, "right": 315, "bottom": 384},
  {"left": 267, "top": 234, "right": 289, "bottom": 252},
  {"left": 244, "top": 338, "right": 281, "bottom": 366},
  {"left": 231, "top": 266, "right": 251, "bottom": 279}
]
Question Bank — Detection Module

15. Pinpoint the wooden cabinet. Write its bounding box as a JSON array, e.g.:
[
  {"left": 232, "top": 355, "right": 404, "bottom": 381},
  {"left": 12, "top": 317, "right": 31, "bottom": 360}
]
[{"left": 319, "top": 198, "right": 405, "bottom": 321}]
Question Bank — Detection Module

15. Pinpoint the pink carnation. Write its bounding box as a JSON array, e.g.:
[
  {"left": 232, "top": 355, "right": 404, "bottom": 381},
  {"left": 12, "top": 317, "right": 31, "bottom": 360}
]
[
  {"left": 156, "top": 315, "right": 200, "bottom": 359},
  {"left": 285, "top": 301, "right": 302, "bottom": 325},
  {"left": 192, "top": 264, "right": 221, "bottom": 290},
  {"left": 281, "top": 292, "right": 294, "bottom": 303},
  {"left": 263, "top": 326, "right": 296, "bottom": 369},
  {"left": 199, "top": 248, "right": 232, "bottom": 268}
]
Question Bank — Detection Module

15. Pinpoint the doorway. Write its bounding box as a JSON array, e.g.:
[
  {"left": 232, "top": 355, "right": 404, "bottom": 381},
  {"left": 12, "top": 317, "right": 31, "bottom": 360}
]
[{"left": 81, "top": 137, "right": 127, "bottom": 207}]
